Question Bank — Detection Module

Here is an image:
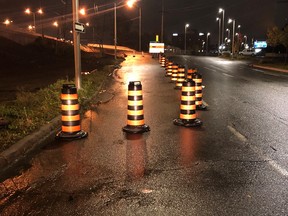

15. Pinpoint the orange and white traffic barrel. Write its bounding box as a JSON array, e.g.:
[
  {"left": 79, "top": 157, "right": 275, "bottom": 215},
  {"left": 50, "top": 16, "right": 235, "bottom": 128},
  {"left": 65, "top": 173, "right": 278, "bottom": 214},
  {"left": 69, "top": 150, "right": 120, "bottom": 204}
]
[
  {"left": 192, "top": 72, "right": 207, "bottom": 110},
  {"left": 187, "top": 68, "right": 197, "bottom": 79},
  {"left": 166, "top": 61, "right": 173, "bottom": 77},
  {"left": 175, "top": 65, "right": 186, "bottom": 89},
  {"left": 171, "top": 63, "right": 178, "bottom": 82},
  {"left": 123, "top": 81, "right": 150, "bottom": 133},
  {"left": 173, "top": 79, "right": 202, "bottom": 127},
  {"left": 161, "top": 56, "right": 166, "bottom": 67},
  {"left": 56, "top": 84, "right": 88, "bottom": 140}
]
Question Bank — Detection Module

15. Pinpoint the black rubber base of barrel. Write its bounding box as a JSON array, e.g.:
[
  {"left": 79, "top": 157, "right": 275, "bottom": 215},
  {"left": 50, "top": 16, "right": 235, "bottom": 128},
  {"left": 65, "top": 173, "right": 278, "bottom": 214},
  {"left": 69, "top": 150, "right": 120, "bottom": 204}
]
[
  {"left": 122, "top": 124, "right": 150, "bottom": 134},
  {"left": 196, "top": 104, "right": 207, "bottom": 110},
  {"left": 56, "top": 130, "right": 88, "bottom": 140},
  {"left": 173, "top": 118, "right": 202, "bottom": 127}
]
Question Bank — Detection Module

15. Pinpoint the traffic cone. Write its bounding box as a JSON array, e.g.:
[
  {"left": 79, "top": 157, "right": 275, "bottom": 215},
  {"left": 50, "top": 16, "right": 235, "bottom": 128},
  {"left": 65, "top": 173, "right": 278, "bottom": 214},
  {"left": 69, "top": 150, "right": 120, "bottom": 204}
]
[
  {"left": 171, "top": 63, "right": 178, "bottom": 82},
  {"left": 192, "top": 72, "right": 207, "bottom": 110},
  {"left": 187, "top": 68, "right": 197, "bottom": 79},
  {"left": 123, "top": 81, "right": 150, "bottom": 133},
  {"left": 175, "top": 65, "right": 186, "bottom": 89},
  {"left": 173, "top": 79, "right": 202, "bottom": 127},
  {"left": 166, "top": 61, "right": 173, "bottom": 77},
  {"left": 56, "top": 84, "right": 88, "bottom": 140}
]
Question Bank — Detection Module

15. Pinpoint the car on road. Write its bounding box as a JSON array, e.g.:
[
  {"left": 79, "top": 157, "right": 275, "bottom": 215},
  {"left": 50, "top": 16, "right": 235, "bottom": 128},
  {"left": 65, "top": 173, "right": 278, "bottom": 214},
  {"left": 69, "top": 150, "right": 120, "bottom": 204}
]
[{"left": 239, "top": 48, "right": 261, "bottom": 56}]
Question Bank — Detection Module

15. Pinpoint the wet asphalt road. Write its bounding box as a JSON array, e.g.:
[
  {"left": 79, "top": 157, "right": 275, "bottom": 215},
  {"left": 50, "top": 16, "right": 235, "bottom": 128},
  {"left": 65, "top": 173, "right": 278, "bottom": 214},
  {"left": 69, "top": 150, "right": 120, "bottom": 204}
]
[{"left": 1, "top": 54, "right": 288, "bottom": 215}]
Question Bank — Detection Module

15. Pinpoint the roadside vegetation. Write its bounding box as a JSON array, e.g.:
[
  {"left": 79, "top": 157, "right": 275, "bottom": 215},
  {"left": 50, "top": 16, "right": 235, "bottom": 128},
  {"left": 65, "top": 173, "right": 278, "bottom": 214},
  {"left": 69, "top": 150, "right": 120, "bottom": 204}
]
[
  {"left": 0, "top": 66, "right": 116, "bottom": 152},
  {"left": 0, "top": 36, "right": 123, "bottom": 152}
]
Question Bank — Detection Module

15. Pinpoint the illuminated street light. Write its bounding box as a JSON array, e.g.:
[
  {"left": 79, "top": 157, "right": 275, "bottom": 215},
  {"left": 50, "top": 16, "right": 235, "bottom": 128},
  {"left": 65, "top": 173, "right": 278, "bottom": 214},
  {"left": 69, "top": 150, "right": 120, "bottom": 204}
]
[
  {"left": 218, "top": 8, "right": 225, "bottom": 44},
  {"left": 25, "top": 8, "right": 43, "bottom": 33},
  {"left": 127, "top": 0, "right": 142, "bottom": 52},
  {"left": 53, "top": 21, "right": 59, "bottom": 27},
  {"left": 184, "top": 23, "right": 189, "bottom": 54},
  {"left": 228, "top": 18, "right": 236, "bottom": 57},
  {"left": 238, "top": 24, "right": 241, "bottom": 33},
  {"left": 79, "top": 8, "right": 86, "bottom": 15},
  {"left": 3, "top": 19, "right": 13, "bottom": 26}
]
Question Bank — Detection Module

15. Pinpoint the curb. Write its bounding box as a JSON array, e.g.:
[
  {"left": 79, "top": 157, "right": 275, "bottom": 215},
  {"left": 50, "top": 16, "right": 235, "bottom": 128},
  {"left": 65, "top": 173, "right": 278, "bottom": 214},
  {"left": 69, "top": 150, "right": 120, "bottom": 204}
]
[
  {"left": 251, "top": 64, "right": 288, "bottom": 73},
  {"left": 0, "top": 116, "right": 61, "bottom": 177}
]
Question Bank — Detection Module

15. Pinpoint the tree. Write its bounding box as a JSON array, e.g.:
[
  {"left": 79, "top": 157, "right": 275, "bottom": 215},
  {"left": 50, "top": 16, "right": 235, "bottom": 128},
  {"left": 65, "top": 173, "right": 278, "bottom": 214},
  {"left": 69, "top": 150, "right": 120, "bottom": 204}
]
[{"left": 267, "top": 26, "right": 288, "bottom": 64}]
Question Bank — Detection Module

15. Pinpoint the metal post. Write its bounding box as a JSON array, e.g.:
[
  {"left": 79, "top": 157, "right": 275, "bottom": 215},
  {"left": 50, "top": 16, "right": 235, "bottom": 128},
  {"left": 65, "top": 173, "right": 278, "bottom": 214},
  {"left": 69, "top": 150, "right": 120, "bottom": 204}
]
[
  {"left": 161, "top": 0, "right": 164, "bottom": 43},
  {"left": 72, "top": 0, "right": 81, "bottom": 89},
  {"left": 222, "top": 10, "right": 225, "bottom": 44},
  {"left": 139, "top": 7, "right": 142, "bottom": 52},
  {"left": 114, "top": 2, "right": 117, "bottom": 60},
  {"left": 218, "top": 18, "right": 221, "bottom": 50},
  {"left": 185, "top": 27, "right": 187, "bottom": 54},
  {"left": 232, "top": 20, "right": 235, "bottom": 57},
  {"left": 33, "top": 13, "right": 36, "bottom": 32}
]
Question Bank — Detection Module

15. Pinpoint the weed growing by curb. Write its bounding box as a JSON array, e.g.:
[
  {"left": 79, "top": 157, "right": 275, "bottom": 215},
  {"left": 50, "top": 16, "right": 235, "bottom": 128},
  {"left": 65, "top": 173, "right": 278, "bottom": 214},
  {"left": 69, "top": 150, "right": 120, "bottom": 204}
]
[{"left": 0, "top": 65, "right": 114, "bottom": 152}]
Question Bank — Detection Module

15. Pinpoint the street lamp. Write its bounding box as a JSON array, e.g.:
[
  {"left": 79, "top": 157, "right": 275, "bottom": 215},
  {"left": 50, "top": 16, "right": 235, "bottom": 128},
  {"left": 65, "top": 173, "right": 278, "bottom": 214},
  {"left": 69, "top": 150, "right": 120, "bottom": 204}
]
[
  {"left": 216, "top": 17, "right": 221, "bottom": 50},
  {"left": 228, "top": 18, "right": 235, "bottom": 57},
  {"left": 25, "top": 8, "right": 43, "bottom": 33},
  {"left": 237, "top": 24, "right": 241, "bottom": 33},
  {"left": 127, "top": 0, "right": 142, "bottom": 52},
  {"left": 218, "top": 8, "right": 225, "bottom": 44},
  {"left": 184, "top": 23, "right": 189, "bottom": 54},
  {"left": 3, "top": 19, "right": 13, "bottom": 26},
  {"left": 206, "top": 32, "right": 210, "bottom": 54}
]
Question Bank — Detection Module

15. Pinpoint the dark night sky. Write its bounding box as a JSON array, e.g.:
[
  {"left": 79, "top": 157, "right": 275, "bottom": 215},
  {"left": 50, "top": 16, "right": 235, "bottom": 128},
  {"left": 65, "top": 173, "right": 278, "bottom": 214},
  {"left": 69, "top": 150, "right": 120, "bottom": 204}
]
[{"left": 0, "top": 0, "right": 287, "bottom": 44}]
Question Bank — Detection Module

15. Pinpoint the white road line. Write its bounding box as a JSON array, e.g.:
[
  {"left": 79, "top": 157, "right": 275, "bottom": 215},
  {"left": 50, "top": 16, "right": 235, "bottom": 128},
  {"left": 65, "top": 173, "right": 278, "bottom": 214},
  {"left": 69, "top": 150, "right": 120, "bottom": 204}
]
[
  {"left": 203, "top": 66, "right": 213, "bottom": 71},
  {"left": 202, "top": 100, "right": 209, "bottom": 107},
  {"left": 222, "top": 73, "right": 234, "bottom": 78},
  {"left": 227, "top": 125, "right": 288, "bottom": 177},
  {"left": 227, "top": 125, "right": 247, "bottom": 142},
  {"left": 263, "top": 72, "right": 282, "bottom": 77},
  {"left": 252, "top": 69, "right": 265, "bottom": 73}
]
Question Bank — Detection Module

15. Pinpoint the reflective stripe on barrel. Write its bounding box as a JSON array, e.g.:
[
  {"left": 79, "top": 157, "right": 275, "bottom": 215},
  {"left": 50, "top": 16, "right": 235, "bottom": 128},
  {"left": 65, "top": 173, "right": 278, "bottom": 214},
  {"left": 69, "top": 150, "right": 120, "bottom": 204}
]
[
  {"left": 166, "top": 62, "right": 173, "bottom": 76},
  {"left": 176, "top": 66, "right": 186, "bottom": 88},
  {"left": 171, "top": 64, "right": 178, "bottom": 82},
  {"left": 60, "top": 84, "right": 81, "bottom": 134},
  {"left": 192, "top": 73, "right": 203, "bottom": 106},
  {"left": 179, "top": 80, "right": 196, "bottom": 120},
  {"left": 127, "top": 81, "right": 145, "bottom": 127},
  {"left": 161, "top": 56, "right": 166, "bottom": 67},
  {"left": 187, "top": 68, "right": 197, "bottom": 79}
]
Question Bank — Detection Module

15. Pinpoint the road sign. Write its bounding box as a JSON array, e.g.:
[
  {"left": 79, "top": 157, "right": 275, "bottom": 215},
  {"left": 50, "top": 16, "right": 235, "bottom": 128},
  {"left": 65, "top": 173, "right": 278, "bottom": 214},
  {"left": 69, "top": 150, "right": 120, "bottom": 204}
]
[{"left": 75, "top": 22, "right": 85, "bottom": 33}]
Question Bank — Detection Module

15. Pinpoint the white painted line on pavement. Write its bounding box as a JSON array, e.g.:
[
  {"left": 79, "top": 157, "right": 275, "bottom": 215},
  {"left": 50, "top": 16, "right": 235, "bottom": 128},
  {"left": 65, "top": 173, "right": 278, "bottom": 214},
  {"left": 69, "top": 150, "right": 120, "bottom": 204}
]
[
  {"left": 203, "top": 66, "right": 213, "bottom": 71},
  {"left": 202, "top": 100, "right": 209, "bottom": 107},
  {"left": 263, "top": 72, "right": 282, "bottom": 77},
  {"left": 252, "top": 69, "right": 265, "bottom": 73},
  {"left": 227, "top": 125, "right": 247, "bottom": 142},
  {"left": 222, "top": 73, "right": 234, "bottom": 78},
  {"left": 227, "top": 125, "right": 288, "bottom": 177}
]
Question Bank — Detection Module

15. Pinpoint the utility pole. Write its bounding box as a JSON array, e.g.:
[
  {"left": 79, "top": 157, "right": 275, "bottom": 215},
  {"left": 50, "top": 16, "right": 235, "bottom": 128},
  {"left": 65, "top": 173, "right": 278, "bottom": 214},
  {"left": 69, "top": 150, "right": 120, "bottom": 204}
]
[
  {"left": 72, "top": 0, "right": 82, "bottom": 89},
  {"left": 161, "top": 0, "right": 164, "bottom": 43}
]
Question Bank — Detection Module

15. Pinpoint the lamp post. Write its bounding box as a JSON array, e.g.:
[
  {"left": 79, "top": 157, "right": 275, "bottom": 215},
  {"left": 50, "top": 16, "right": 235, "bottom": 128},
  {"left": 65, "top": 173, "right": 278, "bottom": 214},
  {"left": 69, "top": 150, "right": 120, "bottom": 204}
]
[
  {"left": 237, "top": 25, "right": 241, "bottom": 34},
  {"left": 114, "top": 2, "right": 117, "bottom": 60},
  {"left": 127, "top": 0, "right": 142, "bottom": 52},
  {"left": 72, "top": 0, "right": 82, "bottom": 89},
  {"left": 219, "top": 8, "right": 225, "bottom": 44},
  {"left": 206, "top": 32, "right": 210, "bottom": 54},
  {"left": 228, "top": 18, "right": 235, "bottom": 57},
  {"left": 216, "top": 17, "right": 221, "bottom": 51},
  {"left": 226, "top": 28, "right": 230, "bottom": 39},
  {"left": 184, "top": 23, "right": 189, "bottom": 54},
  {"left": 25, "top": 8, "right": 43, "bottom": 33}
]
